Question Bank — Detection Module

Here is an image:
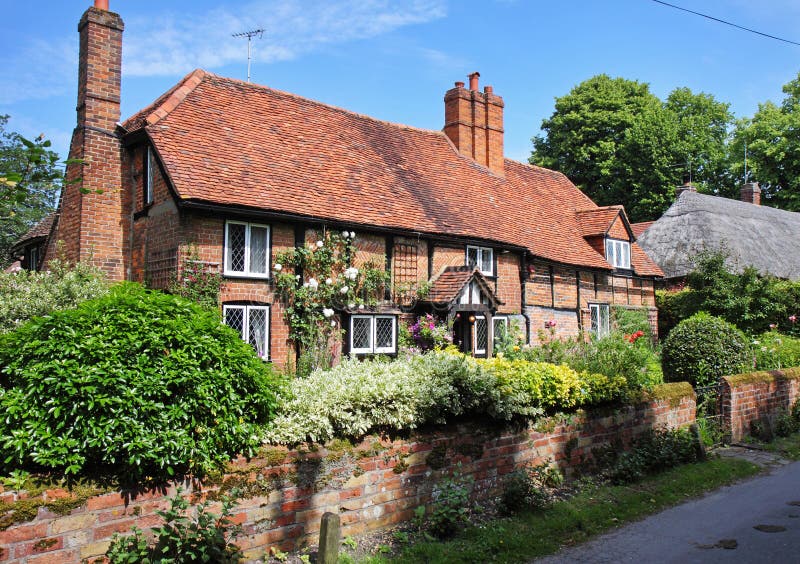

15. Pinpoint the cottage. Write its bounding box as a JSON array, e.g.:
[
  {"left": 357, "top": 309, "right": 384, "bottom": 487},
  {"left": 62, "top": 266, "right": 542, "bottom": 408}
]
[
  {"left": 27, "top": 1, "right": 662, "bottom": 366},
  {"left": 636, "top": 180, "right": 800, "bottom": 284}
]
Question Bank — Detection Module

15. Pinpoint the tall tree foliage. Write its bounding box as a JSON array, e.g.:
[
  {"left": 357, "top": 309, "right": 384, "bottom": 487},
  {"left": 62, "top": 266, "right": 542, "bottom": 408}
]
[
  {"left": 0, "top": 116, "right": 62, "bottom": 267},
  {"left": 531, "top": 76, "right": 734, "bottom": 223},
  {"left": 731, "top": 72, "right": 800, "bottom": 211}
]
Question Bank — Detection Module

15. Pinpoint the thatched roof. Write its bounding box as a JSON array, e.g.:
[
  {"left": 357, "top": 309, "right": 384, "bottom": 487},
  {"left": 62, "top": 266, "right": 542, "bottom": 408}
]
[{"left": 636, "top": 191, "right": 800, "bottom": 280}]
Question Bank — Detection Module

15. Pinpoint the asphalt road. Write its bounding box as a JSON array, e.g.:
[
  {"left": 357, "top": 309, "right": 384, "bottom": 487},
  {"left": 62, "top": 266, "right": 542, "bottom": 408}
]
[{"left": 535, "top": 459, "right": 800, "bottom": 564}]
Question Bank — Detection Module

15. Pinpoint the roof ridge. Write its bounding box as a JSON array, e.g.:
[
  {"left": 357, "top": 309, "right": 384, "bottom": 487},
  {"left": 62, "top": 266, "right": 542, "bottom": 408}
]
[{"left": 146, "top": 69, "right": 208, "bottom": 126}]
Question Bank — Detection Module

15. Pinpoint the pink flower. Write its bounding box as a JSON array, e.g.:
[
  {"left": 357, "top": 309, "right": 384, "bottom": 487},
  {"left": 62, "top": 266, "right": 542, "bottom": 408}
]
[
  {"left": 790, "top": 315, "right": 797, "bottom": 323},
  {"left": 770, "top": 323, "right": 778, "bottom": 330}
]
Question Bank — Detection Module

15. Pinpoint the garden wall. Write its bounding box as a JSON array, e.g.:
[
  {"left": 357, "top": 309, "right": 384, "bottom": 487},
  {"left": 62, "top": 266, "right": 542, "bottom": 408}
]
[
  {"left": 721, "top": 367, "right": 800, "bottom": 442},
  {"left": 0, "top": 386, "right": 694, "bottom": 563}
]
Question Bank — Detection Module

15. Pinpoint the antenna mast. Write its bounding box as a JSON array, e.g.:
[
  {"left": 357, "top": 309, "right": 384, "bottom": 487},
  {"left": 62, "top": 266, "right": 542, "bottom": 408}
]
[
  {"left": 232, "top": 28, "right": 265, "bottom": 82},
  {"left": 744, "top": 140, "right": 749, "bottom": 182}
]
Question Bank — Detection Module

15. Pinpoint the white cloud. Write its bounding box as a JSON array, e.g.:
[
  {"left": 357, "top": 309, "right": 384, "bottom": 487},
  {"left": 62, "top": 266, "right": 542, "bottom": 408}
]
[{"left": 124, "top": 0, "right": 447, "bottom": 76}]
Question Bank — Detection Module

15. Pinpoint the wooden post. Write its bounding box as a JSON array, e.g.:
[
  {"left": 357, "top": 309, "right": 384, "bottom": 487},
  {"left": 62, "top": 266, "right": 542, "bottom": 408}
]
[{"left": 318, "top": 512, "right": 340, "bottom": 564}]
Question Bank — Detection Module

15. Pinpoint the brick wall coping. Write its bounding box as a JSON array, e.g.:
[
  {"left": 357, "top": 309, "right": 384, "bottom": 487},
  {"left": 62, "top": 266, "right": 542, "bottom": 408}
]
[{"left": 724, "top": 367, "right": 800, "bottom": 388}]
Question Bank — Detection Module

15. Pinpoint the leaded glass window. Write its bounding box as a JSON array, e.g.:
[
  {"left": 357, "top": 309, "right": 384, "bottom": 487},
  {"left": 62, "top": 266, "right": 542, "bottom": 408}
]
[
  {"left": 223, "top": 304, "right": 269, "bottom": 359},
  {"left": 224, "top": 221, "right": 270, "bottom": 277},
  {"left": 466, "top": 245, "right": 494, "bottom": 276},
  {"left": 350, "top": 315, "right": 397, "bottom": 355}
]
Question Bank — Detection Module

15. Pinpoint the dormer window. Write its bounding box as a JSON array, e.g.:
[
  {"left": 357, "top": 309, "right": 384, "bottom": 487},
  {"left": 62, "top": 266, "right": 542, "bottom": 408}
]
[
  {"left": 466, "top": 245, "right": 494, "bottom": 276},
  {"left": 605, "top": 238, "right": 630, "bottom": 269}
]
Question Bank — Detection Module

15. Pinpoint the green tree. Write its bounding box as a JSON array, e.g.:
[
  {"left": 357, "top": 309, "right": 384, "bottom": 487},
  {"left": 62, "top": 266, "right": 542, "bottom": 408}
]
[
  {"left": 731, "top": 73, "right": 800, "bottom": 210},
  {"left": 531, "top": 76, "right": 734, "bottom": 222},
  {"left": 0, "top": 116, "right": 62, "bottom": 268}
]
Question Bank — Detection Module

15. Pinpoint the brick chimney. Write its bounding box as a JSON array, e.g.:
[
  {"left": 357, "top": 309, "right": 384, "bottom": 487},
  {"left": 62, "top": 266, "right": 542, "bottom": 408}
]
[
  {"left": 56, "top": 1, "right": 128, "bottom": 280},
  {"left": 444, "top": 72, "right": 505, "bottom": 176},
  {"left": 675, "top": 175, "right": 696, "bottom": 199},
  {"left": 740, "top": 181, "right": 761, "bottom": 205}
]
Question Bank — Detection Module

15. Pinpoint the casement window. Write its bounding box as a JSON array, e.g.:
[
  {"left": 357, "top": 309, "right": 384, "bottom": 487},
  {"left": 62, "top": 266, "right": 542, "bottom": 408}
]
[
  {"left": 223, "top": 304, "right": 270, "bottom": 359},
  {"left": 493, "top": 316, "right": 508, "bottom": 348},
  {"left": 473, "top": 315, "right": 508, "bottom": 356},
  {"left": 224, "top": 221, "right": 270, "bottom": 277},
  {"left": 144, "top": 146, "right": 156, "bottom": 206},
  {"left": 589, "top": 304, "right": 610, "bottom": 338},
  {"left": 605, "top": 238, "right": 631, "bottom": 269},
  {"left": 466, "top": 245, "right": 494, "bottom": 276},
  {"left": 350, "top": 314, "right": 397, "bottom": 355},
  {"left": 29, "top": 246, "right": 38, "bottom": 272}
]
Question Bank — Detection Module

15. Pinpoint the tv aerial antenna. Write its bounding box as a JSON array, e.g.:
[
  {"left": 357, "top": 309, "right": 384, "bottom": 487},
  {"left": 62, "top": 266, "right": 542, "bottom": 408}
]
[{"left": 232, "top": 28, "right": 265, "bottom": 82}]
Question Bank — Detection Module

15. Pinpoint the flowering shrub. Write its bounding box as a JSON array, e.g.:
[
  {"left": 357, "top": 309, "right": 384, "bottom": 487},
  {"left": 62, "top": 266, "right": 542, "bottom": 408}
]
[
  {"left": 403, "top": 314, "right": 452, "bottom": 352},
  {"left": 753, "top": 331, "right": 800, "bottom": 370},
  {"left": 0, "top": 259, "right": 107, "bottom": 332},
  {"left": 264, "top": 351, "right": 628, "bottom": 444},
  {"left": 272, "top": 230, "right": 389, "bottom": 373}
]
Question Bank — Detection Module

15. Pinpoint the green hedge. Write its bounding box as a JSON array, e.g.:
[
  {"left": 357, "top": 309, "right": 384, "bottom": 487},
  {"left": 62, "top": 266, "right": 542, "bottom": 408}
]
[
  {"left": 264, "top": 351, "right": 629, "bottom": 444},
  {"left": 0, "top": 283, "right": 282, "bottom": 485}
]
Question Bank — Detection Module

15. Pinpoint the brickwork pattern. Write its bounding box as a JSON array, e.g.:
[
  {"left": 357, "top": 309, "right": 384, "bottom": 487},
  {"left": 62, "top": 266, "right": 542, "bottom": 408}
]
[
  {"left": 431, "top": 245, "right": 465, "bottom": 279},
  {"left": 721, "top": 370, "right": 800, "bottom": 442},
  {"left": 0, "top": 392, "right": 694, "bottom": 563}
]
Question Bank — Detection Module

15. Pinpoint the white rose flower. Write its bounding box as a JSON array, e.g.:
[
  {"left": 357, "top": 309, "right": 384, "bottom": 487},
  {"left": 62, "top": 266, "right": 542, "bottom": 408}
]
[
  {"left": 316, "top": 240, "right": 324, "bottom": 248},
  {"left": 325, "top": 277, "right": 333, "bottom": 285},
  {"left": 308, "top": 278, "right": 319, "bottom": 290},
  {"left": 348, "top": 303, "right": 355, "bottom": 309},
  {"left": 331, "top": 320, "right": 337, "bottom": 327},
  {"left": 274, "top": 263, "right": 282, "bottom": 271},
  {"left": 350, "top": 231, "right": 356, "bottom": 239},
  {"left": 342, "top": 230, "right": 349, "bottom": 237},
  {"left": 340, "top": 286, "right": 349, "bottom": 294},
  {"left": 358, "top": 304, "right": 365, "bottom": 310},
  {"left": 296, "top": 275, "right": 301, "bottom": 280},
  {"left": 323, "top": 308, "right": 334, "bottom": 318}
]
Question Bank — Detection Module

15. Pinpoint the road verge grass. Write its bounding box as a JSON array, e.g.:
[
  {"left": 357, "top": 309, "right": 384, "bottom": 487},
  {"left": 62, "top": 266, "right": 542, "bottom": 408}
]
[{"left": 355, "top": 457, "right": 759, "bottom": 564}]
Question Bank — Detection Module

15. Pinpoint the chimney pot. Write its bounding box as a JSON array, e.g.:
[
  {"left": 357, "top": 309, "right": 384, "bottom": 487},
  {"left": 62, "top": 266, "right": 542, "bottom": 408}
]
[
  {"left": 468, "top": 72, "right": 480, "bottom": 91},
  {"left": 675, "top": 179, "right": 696, "bottom": 199},
  {"left": 455, "top": 81, "right": 465, "bottom": 88},
  {"left": 94, "top": 0, "right": 109, "bottom": 9}
]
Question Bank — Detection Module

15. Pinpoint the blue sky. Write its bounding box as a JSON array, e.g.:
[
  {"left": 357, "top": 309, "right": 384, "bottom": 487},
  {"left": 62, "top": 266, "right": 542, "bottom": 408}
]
[{"left": 3, "top": 0, "right": 800, "bottom": 166}]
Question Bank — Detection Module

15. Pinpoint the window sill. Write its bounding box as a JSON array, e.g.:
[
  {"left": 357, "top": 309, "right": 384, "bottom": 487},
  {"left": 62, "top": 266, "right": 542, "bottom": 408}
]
[{"left": 223, "top": 272, "right": 271, "bottom": 280}]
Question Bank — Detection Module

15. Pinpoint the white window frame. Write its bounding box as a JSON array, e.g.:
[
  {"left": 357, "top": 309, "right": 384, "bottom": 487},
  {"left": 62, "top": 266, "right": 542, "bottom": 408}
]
[
  {"left": 224, "top": 220, "right": 271, "bottom": 278},
  {"left": 144, "top": 145, "right": 156, "bottom": 206},
  {"left": 29, "top": 246, "right": 39, "bottom": 272},
  {"left": 350, "top": 314, "right": 397, "bottom": 355},
  {"left": 605, "top": 238, "right": 631, "bottom": 269},
  {"left": 472, "top": 315, "right": 508, "bottom": 356},
  {"left": 589, "top": 304, "right": 610, "bottom": 338},
  {"left": 466, "top": 245, "right": 494, "bottom": 276},
  {"left": 493, "top": 316, "right": 508, "bottom": 350},
  {"left": 223, "top": 304, "right": 270, "bottom": 359}
]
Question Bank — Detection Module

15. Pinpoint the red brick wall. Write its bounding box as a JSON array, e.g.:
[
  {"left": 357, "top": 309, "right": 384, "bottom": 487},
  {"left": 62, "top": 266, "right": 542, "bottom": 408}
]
[
  {"left": 0, "top": 389, "right": 694, "bottom": 563},
  {"left": 721, "top": 369, "right": 800, "bottom": 442},
  {"left": 495, "top": 253, "right": 520, "bottom": 313},
  {"left": 431, "top": 245, "right": 464, "bottom": 278}
]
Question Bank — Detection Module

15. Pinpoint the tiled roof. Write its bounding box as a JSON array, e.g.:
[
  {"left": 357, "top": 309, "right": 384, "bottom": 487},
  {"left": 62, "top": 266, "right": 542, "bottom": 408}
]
[
  {"left": 630, "top": 221, "right": 654, "bottom": 239},
  {"left": 427, "top": 267, "right": 501, "bottom": 306},
  {"left": 123, "top": 70, "right": 662, "bottom": 277},
  {"left": 12, "top": 212, "right": 56, "bottom": 250},
  {"left": 575, "top": 207, "right": 624, "bottom": 238}
]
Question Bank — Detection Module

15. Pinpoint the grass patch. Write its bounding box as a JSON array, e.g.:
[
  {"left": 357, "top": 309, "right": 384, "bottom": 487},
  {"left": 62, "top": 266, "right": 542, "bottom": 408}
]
[
  {"left": 376, "top": 458, "right": 759, "bottom": 563},
  {"left": 761, "top": 431, "right": 800, "bottom": 460}
]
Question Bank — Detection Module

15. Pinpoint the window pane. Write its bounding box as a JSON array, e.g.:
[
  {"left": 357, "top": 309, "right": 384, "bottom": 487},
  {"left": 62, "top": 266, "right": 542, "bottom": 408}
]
[
  {"left": 224, "top": 306, "right": 245, "bottom": 339},
  {"left": 493, "top": 318, "right": 507, "bottom": 342},
  {"left": 226, "top": 223, "right": 246, "bottom": 272},
  {"left": 375, "top": 317, "right": 394, "bottom": 350},
  {"left": 622, "top": 242, "right": 630, "bottom": 268},
  {"left": 467, "top": 247, "right": 478, "bottom": 269},
  {"left": 475, "top": 317, "right": 487, "bottom": 353},
  {"left": 248, "top": 307, "right": 268, "bottom": 358},
  {"left": 590, "top": 305, "right": 599, "bottom": 334},
  {"left": 249, "top": 226, "right": 269, "bottom": 274},
  {"left": 600, "top": 305, "right": 610, "bottom": 336},
  {"left": 481, "top": 249, "right": 493, "bottom": 274},
  {"left": 146, "top": 147, "right": 155, "bottom": 204},
  {"left": 352, "top": 317, "right": 372, "bottom": 351}
]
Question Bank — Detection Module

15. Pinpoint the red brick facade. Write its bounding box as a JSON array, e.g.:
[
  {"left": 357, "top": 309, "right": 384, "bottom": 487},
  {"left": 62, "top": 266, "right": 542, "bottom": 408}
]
[
  {"left": 0, "top": 387, "right": 695, "bottom": 562},
  {"left": 721, "top": 369, "right": 800, "bottom": 442}
]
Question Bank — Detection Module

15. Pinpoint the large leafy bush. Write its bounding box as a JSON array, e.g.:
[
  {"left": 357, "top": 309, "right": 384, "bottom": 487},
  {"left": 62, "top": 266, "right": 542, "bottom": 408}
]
[
  {"left": 0, "top": 259, "right": 107, "bottom": 332},
  {"left": 661, "top": 312, "right": 751, "bottom": 386},
  {"left": 0, "top": 283, "right": 281, "bottom": 484},
  {"left": 264, "top": 351, "right": 628, "bottom": 444}
]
